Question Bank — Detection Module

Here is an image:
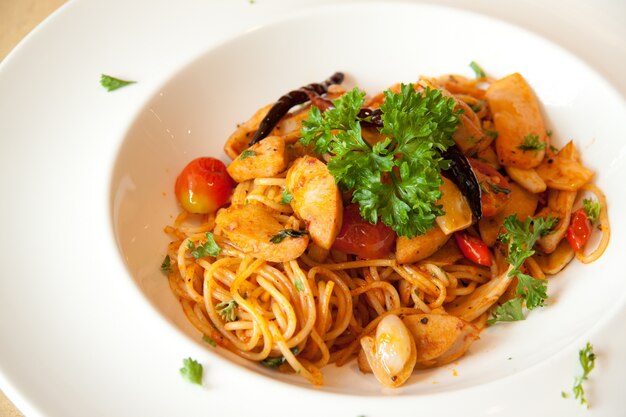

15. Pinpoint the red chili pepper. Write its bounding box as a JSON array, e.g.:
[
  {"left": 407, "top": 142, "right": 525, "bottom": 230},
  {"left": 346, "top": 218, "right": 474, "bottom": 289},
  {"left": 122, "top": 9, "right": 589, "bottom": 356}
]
[
  {"left": 566, "top": 208, "right": 592, "bottom": 251},
  {"left": 454, "top": 232, "right": 492, "bottom": 267}
]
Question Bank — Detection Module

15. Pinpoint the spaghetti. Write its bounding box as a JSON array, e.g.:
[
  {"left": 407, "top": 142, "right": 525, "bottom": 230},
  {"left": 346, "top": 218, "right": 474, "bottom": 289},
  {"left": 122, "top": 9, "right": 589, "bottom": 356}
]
[{"left": 163, "top": 69, "right": 609, "bottom": 388}]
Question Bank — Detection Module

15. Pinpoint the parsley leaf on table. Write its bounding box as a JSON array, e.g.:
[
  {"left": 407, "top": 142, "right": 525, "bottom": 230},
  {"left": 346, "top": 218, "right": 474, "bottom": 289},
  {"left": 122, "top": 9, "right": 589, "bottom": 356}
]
[{"left": 300, "top": 84, "right": 461, "bottom": 238}]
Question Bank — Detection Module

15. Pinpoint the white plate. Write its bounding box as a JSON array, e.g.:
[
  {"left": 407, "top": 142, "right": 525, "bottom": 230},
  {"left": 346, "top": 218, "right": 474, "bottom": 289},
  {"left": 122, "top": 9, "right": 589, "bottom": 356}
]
[{"left": 1, "top": 1, "right": 626, "bottom": 416}]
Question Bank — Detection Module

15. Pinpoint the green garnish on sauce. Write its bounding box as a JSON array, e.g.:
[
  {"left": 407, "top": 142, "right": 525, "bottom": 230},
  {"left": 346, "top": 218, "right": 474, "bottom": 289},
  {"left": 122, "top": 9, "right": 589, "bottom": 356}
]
[
  {"left": 281, "top": 189, "right": 294, "bottom": 204},
  {"left": 216, "top": 299, "right": 238, "bottom": 322},
  {"left": 269, "top": 229, "right": 308, "bottom": 243},
  {"left": 518, "top": 133, "right": 545, "bottom": 151},
  {"left": 187, "top": 232, "right": 221, "bottom": 259},
  {"left": 239, "top": 149, "right": 257, "bottom": 160}
]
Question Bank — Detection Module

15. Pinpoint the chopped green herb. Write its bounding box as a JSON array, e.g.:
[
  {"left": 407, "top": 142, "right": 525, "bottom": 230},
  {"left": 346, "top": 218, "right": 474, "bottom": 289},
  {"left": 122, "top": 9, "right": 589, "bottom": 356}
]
[
  {"left": 549, "top": 144, "right": 560, "bottom": 154},
  {"left": 100, "top": 74, "right": 136, "bottom": 92},
  {"left": 490, "top": 183, "right": 511, "bottom": 195},
  {"left": 269, "top": 229, "right": 308, "bottom": 243},
  {"left": 570, "top": 342, "right": 596, "bottom": 407},
  {"left": 470, "top": 101, "right": 485, "bottom": 113},
  {"left": 300, "top": 84, "right": 461, "bottom": 238},
  {"left": 518, "top": 133, "right": 545, "bottom": 151},
  {"left": 487, "top": 298, "right": 524, "bottom": 325},
  {"left": 161, "top": 255, "right": 172, "bottom": 273},
  {"left": 281, "top": 189, "right": 294, "bottom": 204},
  {"left": 239, "top": 149, "right": 257, "bottom": 160},
  {"left": 202, "top": 335, "right": 217, "bottom": 347},
  {"left": 469, "top": 61, "right": 486, "bottom": 79},
  {"left": 294, "top": 279, "right": 304, "bottom": 292},
  {"left": 188, "top": 232, "right": 221, "bottom": 259},
  {"left": 216, "top": 299, "right": 238, "bottom": 322},
  {"left": 179, "top": 357, "right": 203, "bottom": 385},
  {"left": 260, "top": 348, "right": 299, "bottom": 368},
  {"left": 490, "top": 215, "right": 558, "bottom": 324},
  {"left": 486, "top": 130, "right": 499, "bottom": 139},
  {"left": 546, "top": 129, "right": 553, "bottom": 137},
  {"left": 583, "top": 199, "right": 601, "bottom": 224}
]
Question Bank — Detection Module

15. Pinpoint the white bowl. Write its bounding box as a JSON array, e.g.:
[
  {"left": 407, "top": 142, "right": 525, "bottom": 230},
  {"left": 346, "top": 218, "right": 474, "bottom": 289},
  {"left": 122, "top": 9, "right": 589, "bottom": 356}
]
[{"left": 111, "top": 1, "right": 626, "bottom": 397}]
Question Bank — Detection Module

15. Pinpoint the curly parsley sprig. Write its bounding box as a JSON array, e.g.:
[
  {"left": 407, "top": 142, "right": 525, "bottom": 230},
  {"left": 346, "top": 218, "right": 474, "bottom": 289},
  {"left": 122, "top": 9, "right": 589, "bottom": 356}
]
[
  {"left": 562, "top": 342, "right": 596, "bottom": 407},
  {"left": 300, "top": 84, "right": 461, "bottom": 238},
  {"left": 488, "top": 215, "right": 558, "bottom": 324}
]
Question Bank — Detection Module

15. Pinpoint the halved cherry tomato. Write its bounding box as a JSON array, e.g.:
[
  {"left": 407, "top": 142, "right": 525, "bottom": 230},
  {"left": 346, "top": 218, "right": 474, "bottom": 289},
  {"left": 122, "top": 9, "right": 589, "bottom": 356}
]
[
  {"left": 174, "top": 157, "right": 234, "bottom": 214},
  {"left": 468, "top": 158, "right": 511, "bottom": 217},
  {"left": 332, "top": 204, "right": 396, "bottom": 259},
  {"left": 454, "top": 232, "right": 492, "bottom": 266},
  {"left": 566, "top": 208, "right": 592, "bottom": 251}
]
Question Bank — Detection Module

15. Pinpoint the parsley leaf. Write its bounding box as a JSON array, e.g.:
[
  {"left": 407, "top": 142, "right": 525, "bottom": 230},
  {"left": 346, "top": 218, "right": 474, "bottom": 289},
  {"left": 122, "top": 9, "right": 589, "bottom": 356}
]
[
  {"left": 202, "top": 335, "right": 217, "bottom": 347},
  {"left": 281, "top": 189, "right": 294, "bottom": 204},
  {"left": 517, "top": 133, "right": 545, "bottom": 151},
  {"left": 100, "top": 74, "right": 136, "bottom": 92},
  {"left": 485, "top": 129, "right": 499, "bottom": 139},
  {"left": 269, "top": 229, "right": 308, "bottom": 243},
  {"left": 487, "top": 298, "right": 524, "bottom": 325},
  {"left": 490, "top": 183, "right": 511, "bottom": 195},
  {"left": 469, "top": 61, "right": 486, "bottom": 78},
  {"left": 161, "top": 255, "right": 172, "bottom": 273},
  {"left": 583, "top": 199, "right": 600, "bottom": 224},
  {"left": 216, "top": 299, "right": 238, "bottom": 322},
  {"left": 188, "top": 232, "right": 221, "bottom": 259},
  {"left": 570, "top": 342, "right": 596, "bottom": 407},
  {"left": 301, "top": 84, "right": 461, "bottom": 238},
  {"left": 489, "top": 215, "right": 558, "bottom": 324},
  {"left": 294, "top": 279, "right": 304, "bottom": 292},
  {"left": 260, "top": 348, "right": 299, "bottom": 368},
  {"left": 239, "top": 149, "right": 257, "bottom": 160},
  {"left": 179, "top": 358, "right": 203, "bottom": 385}
]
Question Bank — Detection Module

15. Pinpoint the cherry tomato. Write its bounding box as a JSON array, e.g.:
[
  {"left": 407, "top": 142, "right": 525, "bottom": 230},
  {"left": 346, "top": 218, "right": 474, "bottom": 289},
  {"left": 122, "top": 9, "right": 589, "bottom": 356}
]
[
  {"left": 468, "top": 158, "right": 511, "bottom": 217},
  {"left": 174, "top": 157, "right": 234, "bottom": 214},
  {"left": 332, "top": 204, "right": 396, "bottom": 259},
  {"left": 454, "top": 232, "right": 492, "bottom": 266},
  {"left": 566, "top": 208, "right": 592, "bottom": 251}
]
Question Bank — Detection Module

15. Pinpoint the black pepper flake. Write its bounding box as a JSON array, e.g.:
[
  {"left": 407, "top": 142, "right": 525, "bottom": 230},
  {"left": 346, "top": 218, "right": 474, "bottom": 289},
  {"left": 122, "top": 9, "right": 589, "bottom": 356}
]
[
  {"left": 420, "top": 317, "right": 429, "bottom": 325},
  {"left": 391, "top": 375, "right": 398, "bottom": 382}
]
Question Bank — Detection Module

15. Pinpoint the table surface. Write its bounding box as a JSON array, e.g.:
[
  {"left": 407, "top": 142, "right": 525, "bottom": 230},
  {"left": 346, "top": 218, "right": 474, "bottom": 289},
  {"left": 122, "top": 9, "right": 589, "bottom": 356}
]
[
  {"left": 1, "top": 1, "right": 624, "bottom": 416},
  {"left": 0, "top": 1, "right": 67, "bottom": 414}
]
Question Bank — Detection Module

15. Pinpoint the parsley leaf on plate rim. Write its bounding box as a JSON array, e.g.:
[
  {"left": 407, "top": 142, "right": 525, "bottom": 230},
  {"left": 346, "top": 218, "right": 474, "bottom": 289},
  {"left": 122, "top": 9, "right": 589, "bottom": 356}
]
[{"left": 100, "top": 74, "right": 136, "bottom": 92}]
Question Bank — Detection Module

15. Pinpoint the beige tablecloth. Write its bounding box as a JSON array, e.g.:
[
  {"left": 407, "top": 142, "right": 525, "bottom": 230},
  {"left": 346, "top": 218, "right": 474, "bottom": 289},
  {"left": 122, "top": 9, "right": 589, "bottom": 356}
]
[{"left": 0, "top": 3, "right": 67, "bottom": 417}]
